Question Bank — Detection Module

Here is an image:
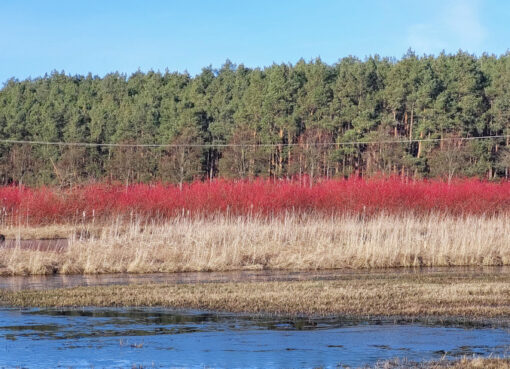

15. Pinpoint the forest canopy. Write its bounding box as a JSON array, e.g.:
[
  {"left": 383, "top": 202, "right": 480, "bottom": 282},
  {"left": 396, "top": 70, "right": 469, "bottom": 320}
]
[{"left": 1, "top": 50, "right": 510, "bottom": 186}]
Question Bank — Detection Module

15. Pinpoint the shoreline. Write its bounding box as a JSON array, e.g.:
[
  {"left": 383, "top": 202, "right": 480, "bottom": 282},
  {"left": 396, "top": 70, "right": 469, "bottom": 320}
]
[
  {"left": 1, "top": 305, "right": 507, "bottom": 330},
  {"left": 1, "top": 265, "right": 509, "bottom": 291},
  {"left": 371, "top": 358, "right": 510, "bottom": 368},
  {"left": 2, "top": 270, "right": 510, "bottom": 368},
  {"left": 2, "top": 271, "right": 509, "bottom": 321}
]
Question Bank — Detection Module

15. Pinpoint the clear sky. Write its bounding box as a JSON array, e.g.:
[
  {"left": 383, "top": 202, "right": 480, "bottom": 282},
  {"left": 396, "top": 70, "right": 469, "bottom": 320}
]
[{"left": 1, "top": 0, "right": 509, "bottom": 83}]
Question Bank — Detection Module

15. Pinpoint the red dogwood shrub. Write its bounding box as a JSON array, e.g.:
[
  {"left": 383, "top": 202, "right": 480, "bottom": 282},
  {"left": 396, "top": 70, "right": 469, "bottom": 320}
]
[{"left": 0, "top": 177, "right": 509, "bottom": 225}]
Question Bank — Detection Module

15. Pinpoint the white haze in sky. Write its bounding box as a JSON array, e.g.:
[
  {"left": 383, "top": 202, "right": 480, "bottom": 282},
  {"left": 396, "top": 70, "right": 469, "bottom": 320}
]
[{"left": 407, "top": 0, "right": 488, "bottom": 55}]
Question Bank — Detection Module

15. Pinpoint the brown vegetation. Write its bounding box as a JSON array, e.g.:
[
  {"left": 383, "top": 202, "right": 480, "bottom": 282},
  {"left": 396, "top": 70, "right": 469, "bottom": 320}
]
[
  {"left": 371, "top": 357, "right": 510, "bottom": 368},
  {"left": 2, "top": 272, "right": 510, "bottom": 321},
  {"left": 1, "top": 213, "right": 510, "bottom": 275}
]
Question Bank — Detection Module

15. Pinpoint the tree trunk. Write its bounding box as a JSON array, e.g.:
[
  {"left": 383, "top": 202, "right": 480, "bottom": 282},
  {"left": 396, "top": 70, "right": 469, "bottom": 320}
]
[
  {"left": 409, "top": 106, "right": 414, "bottom": 142},
  {"left": 179, "top": 149, "right": 185, "bottom": 191},
  {"left": 404, "top": 111, "right": 408, "bottom": 136},
  {"left": 278, "top": 128, "right": 284, "bottom": 177},
  {"left": 417, "top": 131, "right": 423, "bottom": 158},
  {"left": 393, "top": 110, "right": 398, "bottom": 137}
]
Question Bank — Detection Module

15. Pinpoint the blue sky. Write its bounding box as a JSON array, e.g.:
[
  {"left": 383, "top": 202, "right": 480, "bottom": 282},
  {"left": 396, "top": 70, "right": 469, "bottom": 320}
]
[{"left": 1, "top": 0, "right": 509, "bottom": 83}]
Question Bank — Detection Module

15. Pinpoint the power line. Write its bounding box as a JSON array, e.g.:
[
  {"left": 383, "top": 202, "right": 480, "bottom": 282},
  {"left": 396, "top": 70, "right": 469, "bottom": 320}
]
[{"left": 0, "top": 135, "right": 508, "bottom": 148}]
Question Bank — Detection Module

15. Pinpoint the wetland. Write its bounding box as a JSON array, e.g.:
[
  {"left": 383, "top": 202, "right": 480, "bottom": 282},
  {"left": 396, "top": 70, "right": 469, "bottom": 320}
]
[{"left": 1, "top": 268, "right": 509, "bottom": 368}]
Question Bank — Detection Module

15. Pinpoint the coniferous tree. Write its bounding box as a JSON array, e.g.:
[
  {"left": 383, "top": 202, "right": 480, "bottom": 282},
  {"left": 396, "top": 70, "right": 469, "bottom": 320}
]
[{"left": 1, "top": 53, "right": 510, "bottom": 185}]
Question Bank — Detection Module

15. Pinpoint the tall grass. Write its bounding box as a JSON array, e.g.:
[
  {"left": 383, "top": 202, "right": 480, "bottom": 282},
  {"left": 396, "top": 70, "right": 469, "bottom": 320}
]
[
  {"left": 1, "top": 213, "right": 509, "bottom": 275},
  {"left": 1, "top": 177, "right": 510, "bottom": 225}
]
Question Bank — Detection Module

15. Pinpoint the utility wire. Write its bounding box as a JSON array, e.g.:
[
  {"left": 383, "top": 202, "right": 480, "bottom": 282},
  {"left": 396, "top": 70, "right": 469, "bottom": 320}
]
[{"left": 0, "top": 135, "right": 508, "bottom": 148}]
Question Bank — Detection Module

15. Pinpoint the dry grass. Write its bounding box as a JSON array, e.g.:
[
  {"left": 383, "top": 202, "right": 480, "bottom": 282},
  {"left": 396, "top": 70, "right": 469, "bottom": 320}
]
[
  {"left": 0, "top": 223, "right": 94, "bottom": 240},
  {"left": 371, "top": 357, "right": 510, "bottom": 368},
  {"left": 431, "top": 358, "right": 510, "bottom": 369},
  {"left": 1, "top": 213, "right": 510, "bottom": 275},
  {"left": 2, "top": 272, "right": 510, "bottom": 320}
]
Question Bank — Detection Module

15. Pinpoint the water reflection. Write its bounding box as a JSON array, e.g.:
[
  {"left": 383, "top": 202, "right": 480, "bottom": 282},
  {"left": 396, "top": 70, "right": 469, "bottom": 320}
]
[
  {"left": 1, "top": 266, "right": 509, "bottom": 291},
  {"left": 0, "top": 308, "right": 509, "bottom": 368}
]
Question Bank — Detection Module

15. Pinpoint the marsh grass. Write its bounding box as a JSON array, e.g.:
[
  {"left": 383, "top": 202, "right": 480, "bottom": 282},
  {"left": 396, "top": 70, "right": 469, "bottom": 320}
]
[
  {"left": 1, "top": 213, "right": 510, "bottom": 275},
  {"left": 3, "top": 272, "right": 510, "bottom": 320},
  {"left": 0, "top": 224, "right": 90, "bottom": 240},
  {"left": 370, "top": 357, "right": 510, "bottom": 368}
]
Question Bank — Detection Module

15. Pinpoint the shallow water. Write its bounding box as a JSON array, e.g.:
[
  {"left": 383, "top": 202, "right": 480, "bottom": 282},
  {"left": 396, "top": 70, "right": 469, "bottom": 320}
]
[
  {"left": 1, "top": 268, "right": 509, "bottom": 368},
  {"left": 2, "top": 266, "right": 509, "bottom": 291},
  {"left": 0, "top": 308, "right": 509, "bottom": 369}
]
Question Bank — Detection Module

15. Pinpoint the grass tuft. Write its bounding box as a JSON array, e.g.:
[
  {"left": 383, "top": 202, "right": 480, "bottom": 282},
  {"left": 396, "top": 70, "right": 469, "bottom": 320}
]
[
  {"left": 3, "top": 272, "right": 510, "bottom": 320},
  {"left": 1, "top": 213, "right": 510, "bottom": 275}
]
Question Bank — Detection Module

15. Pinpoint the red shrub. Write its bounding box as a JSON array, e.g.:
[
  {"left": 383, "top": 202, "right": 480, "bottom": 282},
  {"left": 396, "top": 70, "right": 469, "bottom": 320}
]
[{"left": 0, "top": 177, "right": 509, "bottom": 225}]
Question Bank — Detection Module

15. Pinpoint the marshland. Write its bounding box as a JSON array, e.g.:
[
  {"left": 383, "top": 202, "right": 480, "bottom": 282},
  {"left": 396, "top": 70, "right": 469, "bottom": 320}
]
[
  {"left": 1, "top": 179, "right": 510, "bottom": 368},
  {"left": 3, "top": 19, "right": 510, "bottom": 364},
  {"left": 2, "top": 212, "right": 510, "bottom": 275},
  {"left": 1, "top": 178, "right": 510, "bottom": 275}
]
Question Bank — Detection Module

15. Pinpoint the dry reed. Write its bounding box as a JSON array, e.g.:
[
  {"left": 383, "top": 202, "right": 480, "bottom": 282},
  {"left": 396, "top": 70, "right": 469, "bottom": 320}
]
[
  {"left": 3, "top": 272, "right": 510, "bottom": 319},
  {"left": 1, "top": 212, "right": 510, "bottom": 275},
  {"left": 371, "top": 357, "right": 510, "bottom": 368}
]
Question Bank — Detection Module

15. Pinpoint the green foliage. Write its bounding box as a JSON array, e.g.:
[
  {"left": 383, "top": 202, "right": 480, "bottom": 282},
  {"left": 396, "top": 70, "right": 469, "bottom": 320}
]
[{"left": 1, "top": 52, "right": 510, "bottom": 185}]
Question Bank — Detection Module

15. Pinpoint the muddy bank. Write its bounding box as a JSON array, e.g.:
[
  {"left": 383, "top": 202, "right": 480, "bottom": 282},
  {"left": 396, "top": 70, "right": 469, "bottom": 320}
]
[
  {"left": 1, "top": 266, "right": 509, "bottom": 291},
  {"left": 3, "top": 271, "right": 510, "bottom": 321},
  {"left": 0, "top": 238, "right": 68, "bottom": 252}
]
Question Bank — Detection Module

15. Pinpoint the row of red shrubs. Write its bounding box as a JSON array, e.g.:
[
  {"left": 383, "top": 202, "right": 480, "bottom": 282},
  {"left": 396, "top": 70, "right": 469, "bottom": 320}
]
[{"left": 1, "top": 177, "right": 509, "bottom": 224}]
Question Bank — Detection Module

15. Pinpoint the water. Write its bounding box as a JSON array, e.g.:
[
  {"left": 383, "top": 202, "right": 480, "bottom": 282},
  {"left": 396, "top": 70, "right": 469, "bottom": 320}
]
[
  {"left": 2, "top": 266, "right": 509, "bottom": 291},
  {"left": 0, "top": 308, "right": 509, "bottom": 368},
  {"left": 1, "top": 269, "right": 509, "bottom": 367}
]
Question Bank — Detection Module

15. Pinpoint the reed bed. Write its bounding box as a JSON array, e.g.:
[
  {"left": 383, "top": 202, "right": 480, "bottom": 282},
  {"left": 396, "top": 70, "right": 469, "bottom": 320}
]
[
  {"left": 3, "top": 271, "right": 510, "bottom": 319},
  {"left": 371, "top": 357, "right": 510, "bottom": 368},
  {"left": 1, "top": 212, "right": 509, "bottom": 275}
]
